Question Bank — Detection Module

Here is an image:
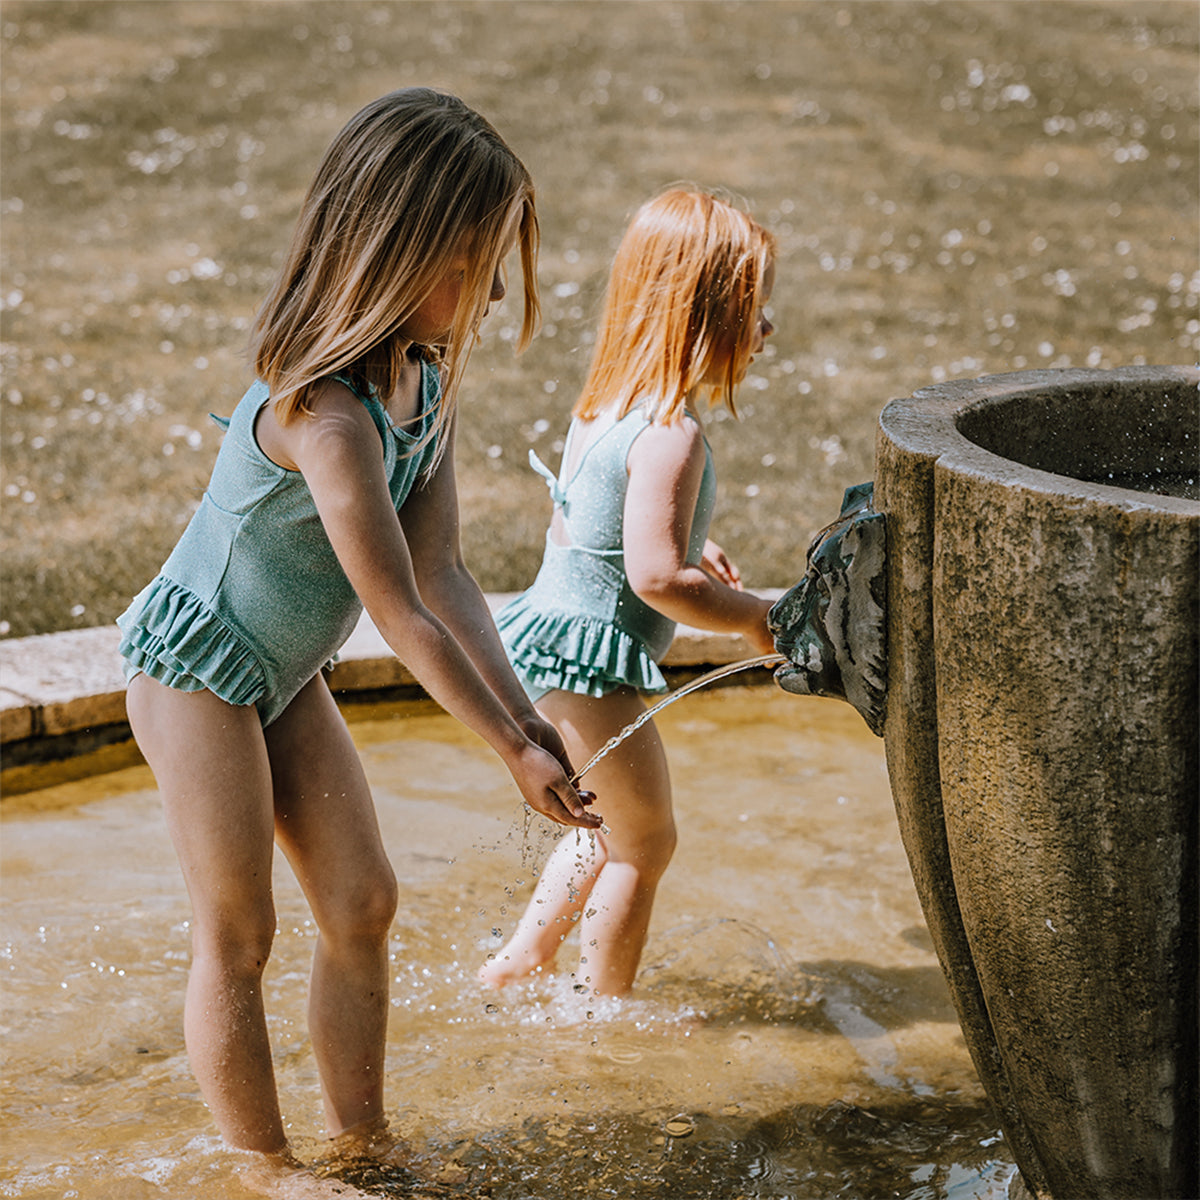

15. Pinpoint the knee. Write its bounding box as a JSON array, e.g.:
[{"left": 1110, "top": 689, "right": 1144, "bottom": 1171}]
[
  {"left": 356, "top": 869, "right": 399, "bottom": 939},
  {"left": 320, "top": 865, "right": 398, "bottom": 946},
  {"left": 613, "top": 820, "right": 676, "bottom": 884},
  {"left": 193, "top": 907, "right": 277, "bottom": 980},
  {"left": 642, "top": 823, "right": 677, "bottom": 880}
]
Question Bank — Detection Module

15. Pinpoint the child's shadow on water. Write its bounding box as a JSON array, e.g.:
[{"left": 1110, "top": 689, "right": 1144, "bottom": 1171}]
[
  {"left": 319, "top": 921, "right": 976, "bottom": 1198},
  {"left": 321, "top": 1096, "right": 1009, "bottom": 1200},
  {"left": 637, "top": 916, "right": 957, "bottom": 1032}
]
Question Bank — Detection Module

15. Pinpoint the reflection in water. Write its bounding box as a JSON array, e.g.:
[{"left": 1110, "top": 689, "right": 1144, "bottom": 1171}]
[{"left": 1, "top": 689, "right": 1014, "bottom": 1198}]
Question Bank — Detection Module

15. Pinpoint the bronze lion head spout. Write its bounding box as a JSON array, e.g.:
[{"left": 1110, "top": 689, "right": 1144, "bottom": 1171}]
[{"left": 768, "top": 482, "right": 887, "bottom": 736}]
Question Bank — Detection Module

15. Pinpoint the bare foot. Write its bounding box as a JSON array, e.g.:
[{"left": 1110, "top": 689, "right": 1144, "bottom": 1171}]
[
  {"left": 235, "top": 1148, "right": 375, "bottom": 1199},
  {"left": 478, "top": 946, "right": 548, "bottom": 988},
  {"left": 312, "top": 1118, "right": 448, "bottom": 1195},
  {"left": 322, "top": 1115, "right": 401, "bottom": 1161}
]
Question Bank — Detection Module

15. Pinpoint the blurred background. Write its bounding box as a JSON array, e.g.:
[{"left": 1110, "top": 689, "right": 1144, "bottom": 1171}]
[{"left": 1, "top": 0, "right": 1196, "bottom": 639}]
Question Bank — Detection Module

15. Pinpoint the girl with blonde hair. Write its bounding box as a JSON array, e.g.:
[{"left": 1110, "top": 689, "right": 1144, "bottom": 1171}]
[
  {"left": 480, "top": 186, "right": 777, "bottom": 998},
  {"left": 117, "top": 88, "right": 599, "bottom": 1194}
]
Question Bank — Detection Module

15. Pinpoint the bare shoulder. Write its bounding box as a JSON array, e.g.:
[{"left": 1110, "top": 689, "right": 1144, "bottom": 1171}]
[
  {"left": 302, "top": 376, "right": 371, "bottom": 421},
  {"left": 258, "top": 378, "right": 377, "bottom": 472},
  {"left": 627, "top": 413, "right": 706, "bottom": 478}
]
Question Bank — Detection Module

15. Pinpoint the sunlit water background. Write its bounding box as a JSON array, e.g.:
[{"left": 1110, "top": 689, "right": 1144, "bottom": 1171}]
[
  {"left": 0, "top": 2, "right": 1196, "bottom": 1197},
  {"left": 3, "top": 691, "right": 1014, "bottom": 1198}
]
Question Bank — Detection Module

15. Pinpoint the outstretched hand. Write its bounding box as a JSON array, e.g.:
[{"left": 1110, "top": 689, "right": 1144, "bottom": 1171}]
[
  {"left": 701, "top": 539, "right": 776, "bottom": 656},
  {"left": 745, "top": 612, "right": 780, "bottom": 657}
]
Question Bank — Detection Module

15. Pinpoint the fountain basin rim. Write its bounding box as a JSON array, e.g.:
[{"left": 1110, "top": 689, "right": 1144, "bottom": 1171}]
[{"left": 878, "top": 365, "right": 1200, "bottom": 516}]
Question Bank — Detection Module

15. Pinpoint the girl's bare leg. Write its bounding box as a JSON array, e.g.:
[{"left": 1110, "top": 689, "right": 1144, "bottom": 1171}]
[
  {"left": 265, "top": 674, "right": 398, "bottom": 1141},
  {"left": 125, "top": 673, "right": 287, "bottom": 1154},
  {"left": 478, "top": 823, "right": 606, "bottom": 985},
  {"left": 481, "top": 687, "right": 675, "bottom": 996}
]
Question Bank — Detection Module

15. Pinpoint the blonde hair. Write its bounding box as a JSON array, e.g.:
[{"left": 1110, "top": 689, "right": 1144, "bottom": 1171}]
[
  {"left": 250, "top": 88, "right": 540, "bottom": 465},
  {"left": 573, "top": 187, "right": 775, "bottom": 425}
]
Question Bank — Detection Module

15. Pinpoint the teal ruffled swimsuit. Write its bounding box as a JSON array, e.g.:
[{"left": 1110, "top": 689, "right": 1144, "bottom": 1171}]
[
  {"left": 497, "top": 403, "right": 716, "bottom": 701},
  {"left": 117, "top": 365, "right": 443, "bottom": 726}
]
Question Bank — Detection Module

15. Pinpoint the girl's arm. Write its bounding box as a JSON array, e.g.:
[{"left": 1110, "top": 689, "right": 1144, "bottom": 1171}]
[
  {"left": 274, "top": 382, "right": 598, "bottom": 828},
  {"left": 624, "top": 419, "right": 776, "bottom": 656},
  {"left": 399, "top": 412, "right": 579, "bottom": 774}
]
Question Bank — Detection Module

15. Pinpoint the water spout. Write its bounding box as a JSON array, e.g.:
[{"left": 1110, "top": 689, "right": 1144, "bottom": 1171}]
[{"left": 568, "top": 654, "right": 784, "bottom": 785}]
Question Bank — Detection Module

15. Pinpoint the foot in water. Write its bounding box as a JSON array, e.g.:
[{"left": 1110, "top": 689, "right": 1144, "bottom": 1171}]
[
  {"left": 237, "top": 1120, "right": 434, "bottom": 1199},
  {"left": 477, "top": 946, "right": 550, "bottom": 988},
  {"left": 235, "top": 1147, "right": 375, "bottom": 1199}
]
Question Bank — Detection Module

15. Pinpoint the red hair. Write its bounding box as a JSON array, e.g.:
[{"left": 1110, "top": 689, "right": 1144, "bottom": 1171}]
[{"left": 574, "top": 187, "right": 774, "bottom": 424}]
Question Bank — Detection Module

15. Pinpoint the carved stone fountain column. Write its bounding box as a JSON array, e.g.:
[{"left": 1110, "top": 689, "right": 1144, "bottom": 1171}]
[{"left": 874, "top": 366, "right": 1199, "bottom": 1200}]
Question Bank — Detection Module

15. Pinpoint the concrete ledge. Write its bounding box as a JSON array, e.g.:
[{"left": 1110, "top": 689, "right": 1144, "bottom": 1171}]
[{"left": 0, "top": 591, "right": 783, "bottom": 783}]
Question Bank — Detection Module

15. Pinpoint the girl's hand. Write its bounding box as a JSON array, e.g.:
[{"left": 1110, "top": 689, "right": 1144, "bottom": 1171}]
[
  {"left": 744, "top": 598, "right": 779, "bottom": 657},
  {"left": 516, "top": 711, "right": 573, "bottom": 774},
  {"left": 701, "top": 539, "right": 742, "bottom": 589},
  {"left": 516, "top": 713, "right": 600, "bottom": 822},
  {"left": 508, "top": 741, "right": 603, "bottom": 829}
]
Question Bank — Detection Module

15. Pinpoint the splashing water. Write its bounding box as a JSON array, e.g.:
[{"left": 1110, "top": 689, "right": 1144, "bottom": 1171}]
[
  {"left": 1, "top": 689, "right": 1014, "bottom": 1198},
  {"left": 569, "top": 654, "right": 784, "bottom": 786}
]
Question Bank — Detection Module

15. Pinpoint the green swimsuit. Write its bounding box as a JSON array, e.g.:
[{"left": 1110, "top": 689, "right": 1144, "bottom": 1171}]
[
  {"left": 497, "top": 403, "right": 716, "bottom": 701},
  {"left": 117, "top": 366, "right": 443, "bottom": 726}
]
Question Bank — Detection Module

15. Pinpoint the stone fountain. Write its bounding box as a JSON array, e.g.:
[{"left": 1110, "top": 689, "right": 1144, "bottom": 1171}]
[{"left": 772, "top": 366, "right": 1199, "bottom": 1200}]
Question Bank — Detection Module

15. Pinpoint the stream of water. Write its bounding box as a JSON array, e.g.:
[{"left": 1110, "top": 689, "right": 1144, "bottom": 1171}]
[{"left": 569, "top": 655, "right": 785, "bottom": 785}]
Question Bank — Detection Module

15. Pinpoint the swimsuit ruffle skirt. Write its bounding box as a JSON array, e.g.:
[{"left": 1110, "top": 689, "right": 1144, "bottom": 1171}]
[
  {"left": 498, "top": 403, "right": 716, "bottom": 702},
  {"left": 497, "top": 548, "right": 673, "bottom": 698},
  {"left": 117, "top": 367, "right": 442, "bottom": 726}
]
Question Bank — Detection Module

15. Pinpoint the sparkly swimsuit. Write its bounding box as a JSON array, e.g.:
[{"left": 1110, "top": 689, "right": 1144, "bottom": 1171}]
[
  {"left": 497, "top": 404, "right": 716, "bottom": 701},
  {"left": 117, "top": 365, "right": 442, "bottom": 726}
]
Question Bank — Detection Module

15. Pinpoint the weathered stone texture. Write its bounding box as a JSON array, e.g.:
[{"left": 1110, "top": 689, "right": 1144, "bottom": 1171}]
[{"left": 877, "top": 367, "right": 1199, "bottom": 1200}]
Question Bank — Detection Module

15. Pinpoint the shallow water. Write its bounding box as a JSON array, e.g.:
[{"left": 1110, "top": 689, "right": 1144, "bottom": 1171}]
[{"left": 1, "top": 688, "right": 1014, "bottom": 1198}]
